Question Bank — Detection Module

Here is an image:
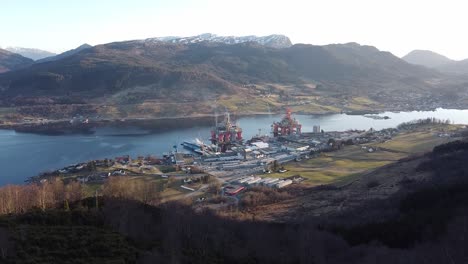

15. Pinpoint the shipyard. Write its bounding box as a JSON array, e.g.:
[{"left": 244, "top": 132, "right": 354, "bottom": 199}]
[
  {"left": 4, "top": 3, "right": 468, "bottom": 261},
  {"left": 28, "top": 110, "right": 310, "bottom": 186},
  {"left": 27, "top": 108, "right": 450, "bottom": 205}
]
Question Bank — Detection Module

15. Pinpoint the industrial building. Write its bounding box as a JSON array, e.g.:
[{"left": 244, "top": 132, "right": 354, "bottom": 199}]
[{"left": 224, "top": 185, "right": 245, "bottom": 196}]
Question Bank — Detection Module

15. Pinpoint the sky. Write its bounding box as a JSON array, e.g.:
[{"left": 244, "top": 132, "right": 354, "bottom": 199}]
[{"left": 1, "top": 0, "right": 468, "bottom": 60}]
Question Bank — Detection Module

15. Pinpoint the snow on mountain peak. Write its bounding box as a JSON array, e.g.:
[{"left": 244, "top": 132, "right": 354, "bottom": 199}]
[{"left": 150, "top": 34, "right": 292, "bottom": 48}]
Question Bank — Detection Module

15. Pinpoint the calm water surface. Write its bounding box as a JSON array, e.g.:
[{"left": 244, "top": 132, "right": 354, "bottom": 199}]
[{"left": 1, "top": 108, "right": 467, "bottom": 185}]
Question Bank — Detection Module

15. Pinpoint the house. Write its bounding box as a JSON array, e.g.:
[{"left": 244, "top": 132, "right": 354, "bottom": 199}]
[{"left": 115, "top": 155, "right": 130, "bottom": 164}]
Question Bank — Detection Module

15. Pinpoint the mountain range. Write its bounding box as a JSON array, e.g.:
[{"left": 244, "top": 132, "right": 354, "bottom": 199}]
[
  {"left": 0, "top": 44, "right": 92, "bottom": 68},
  {"left": 402, "top": 50, "right": 453, "bottom": 68},
  {"left": 0, "top": 34, "right": 467, "bottom": 120},
  {"left": 0, "top": 40, "right": 439, "bottom": 99},
  {"left": 36, "top": 43, "right": 92, "bottom": 63},
  {"left": 5, "top": 47, "right": 56, "bottom": 61},
  {"left": 154, "top": 33, "right": 293, "bottom": 48},
  {"left": 402, "top": 49, "right": 468, "bottom": 75},
  {"left": 0, "top": 48, "right": 33, "bottom": 73}
]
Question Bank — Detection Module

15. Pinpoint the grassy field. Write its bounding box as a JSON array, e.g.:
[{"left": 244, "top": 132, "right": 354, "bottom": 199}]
[
  {"left": 289, "top": 103, "right": 341, "bottom": 114},
  {"left": 217, "top": 95, "right": 282, "bottom": 114},
  {"left": 370, "top": 130, "right": 455, "bottom": 154},
  {"left": 267, "top": 128, "right": 460, "bottom": 186},
  {"left": 216, "top": 93, "right": 378, "bottom": 115},
  {"left": 0, "top": 107, "right": 17, "bottom": 121},
  {"left": 268, "top": 147, "right": 395, "bottom": 186},
  {"left": 81, "top": 172, "right": 208, "bottom": 202},
  {"left": 345, "top": 96, "right": 382, "bottom": 111},
  {"left": 0, "top": 107, "right": 16, "bottom": 114}
]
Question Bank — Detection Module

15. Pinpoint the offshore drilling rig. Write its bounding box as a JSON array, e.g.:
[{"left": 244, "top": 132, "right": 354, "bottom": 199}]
[
  {"left": 210, "top": 112, "right": 243, "bottom": 152},
  {"left": 272, "top": 108, "right": 302, "bottom": 137}
]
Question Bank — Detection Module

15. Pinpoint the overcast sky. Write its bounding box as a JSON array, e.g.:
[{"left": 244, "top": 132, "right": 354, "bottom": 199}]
[{"left": 1, "top": 0, "right": 468, "bottom": 60}]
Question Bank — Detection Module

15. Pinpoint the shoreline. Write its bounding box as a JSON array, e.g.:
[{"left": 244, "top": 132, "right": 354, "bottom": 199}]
[
  {"left": 0, "top": 112, "right": 308, "bottom": 135},
  {"left": 0, "top": 106, "right": 465, "bottom": 136}
]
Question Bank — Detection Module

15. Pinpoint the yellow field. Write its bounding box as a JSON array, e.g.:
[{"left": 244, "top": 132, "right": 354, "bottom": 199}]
[
  {"left": 215, "top": 93, "right": 377, "bottom": 115},
  {"left": 217, "top": 95, "right": 282, "bottom": 114},
  {"left": 81, "top": 174, "right": 193, "bottom": 201},
  {"left": 345, "top": 96, "right": 382, "bottom": 111}
]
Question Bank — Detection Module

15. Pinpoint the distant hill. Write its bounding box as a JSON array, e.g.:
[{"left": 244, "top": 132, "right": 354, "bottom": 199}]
[
  {"left": 402, "top": 50, "right": 453, "bottom": 68},
  {"left": 0, "top": 40, "right": 438, "bottom": 95},
  {"left": 402, "top": 50, "right": 468, "bottom": 75},
  {"left": 0, "top": 39, "right": 451, "bottom": 118},
  {"left": 436, "top": 59, "right": 468, "bottom": 75},
  {"left": 0, "top": 48, "right": 33, "bottom": 73},
  {"left": 37, "top": 44, "right": 92, "bottom": 63},
  {"left": 154, "top": 33, "right": 293, "bottom": 48},
  {"left": 5, "top": 47, "right": 56, "bottom": 61}
]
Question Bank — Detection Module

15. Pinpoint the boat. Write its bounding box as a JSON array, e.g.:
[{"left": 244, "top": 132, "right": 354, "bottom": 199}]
[{"left": 181, "top": 141, "right": 205, "bottom": 155}]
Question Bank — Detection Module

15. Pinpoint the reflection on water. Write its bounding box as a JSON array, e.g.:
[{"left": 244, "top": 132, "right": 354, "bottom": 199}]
[{"left": 0, "top": 108, "right": 467, "bottom": 185}]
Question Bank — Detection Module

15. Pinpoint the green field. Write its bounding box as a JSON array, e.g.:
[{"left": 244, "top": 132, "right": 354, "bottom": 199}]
[
  {"left": 267, "top": 128, "right": 460, "bottom": 186},
  {"left": 268, "top": 147, "right": 394, "bottom": 186},
  {"left": 371, "top": 130, "right": 454, "bottom": 154}
]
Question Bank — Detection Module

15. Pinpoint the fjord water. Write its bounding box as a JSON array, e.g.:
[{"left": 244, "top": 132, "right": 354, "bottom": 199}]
[{"left": 1, "top": 108, "right": 467, "bottom": 185}]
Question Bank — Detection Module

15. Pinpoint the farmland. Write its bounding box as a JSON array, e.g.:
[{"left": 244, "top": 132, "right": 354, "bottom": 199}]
[{"left": 267, "top": 127, "right": 459, "bottom": 186}]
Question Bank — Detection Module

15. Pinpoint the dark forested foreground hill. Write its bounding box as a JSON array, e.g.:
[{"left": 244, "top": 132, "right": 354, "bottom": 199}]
[
  {"left": 2, "top": 139, "right": 468, "bottom": 263},
  {"left": 2, "top": 38, "right": 466, "bottom": 120}
]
